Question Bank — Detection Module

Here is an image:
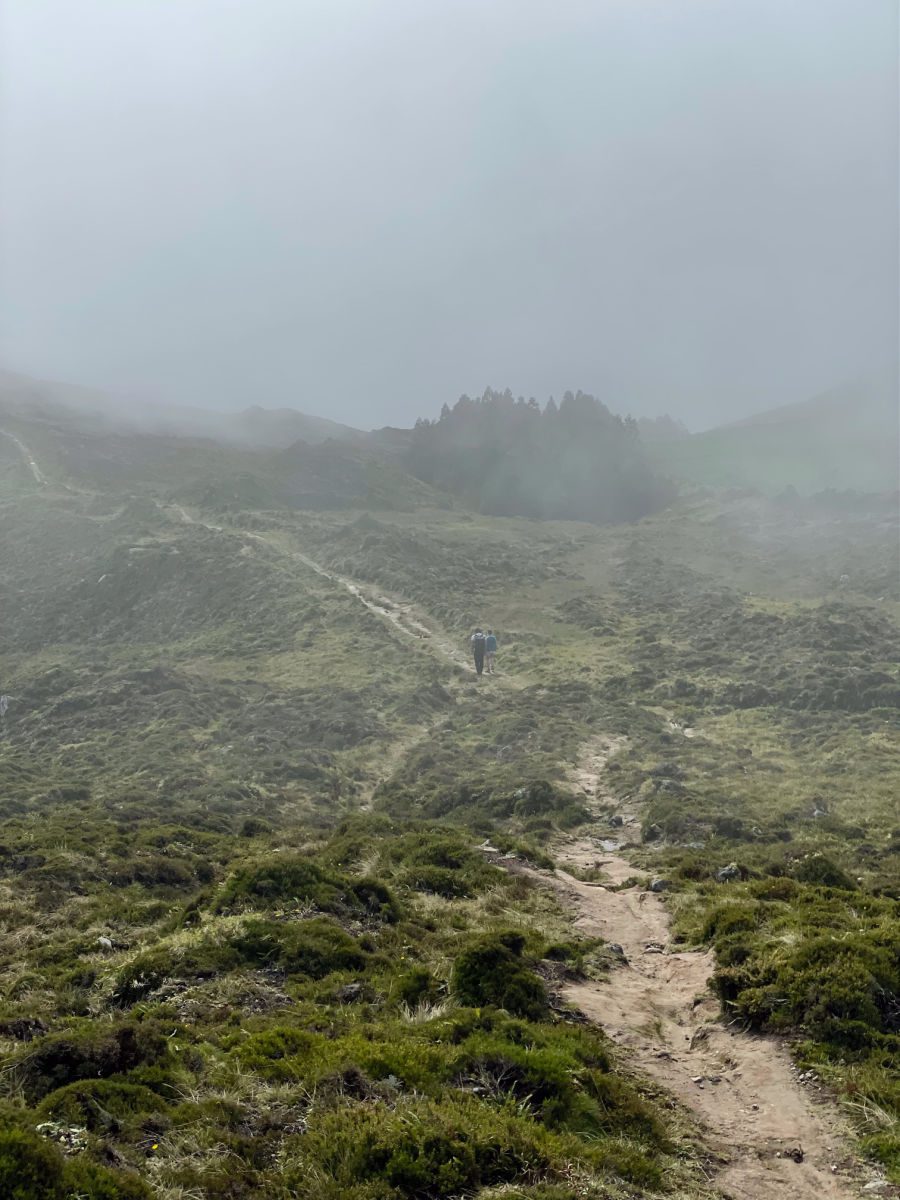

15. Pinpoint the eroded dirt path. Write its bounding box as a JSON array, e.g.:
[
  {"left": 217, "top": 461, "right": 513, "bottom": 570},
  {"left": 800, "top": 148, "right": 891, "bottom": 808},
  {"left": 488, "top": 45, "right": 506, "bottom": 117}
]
[
  {"left": 158, "top": 500, "right": 474, "bottom": 670},
  {"left": 531, "top": 738, "right": 872, "bottom": 1200},
  {"left": 0, "top": 428, "right": 46, "bottom": 483},
  {"left": 288, "top": 546, "right": 471, "bottom": 669},
  {"left": 3, "top": 434, "right": 487, "bottom": 677}
]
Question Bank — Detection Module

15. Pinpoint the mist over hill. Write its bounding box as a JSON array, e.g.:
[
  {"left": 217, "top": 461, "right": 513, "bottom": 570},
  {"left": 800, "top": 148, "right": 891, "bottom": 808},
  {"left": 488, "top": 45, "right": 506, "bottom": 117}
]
[
  {"left": 650, "top": 367, "right": 899, "bottom": 495},
  {"left": 4, "top": 368, "right": 895, "bottom": 524}
]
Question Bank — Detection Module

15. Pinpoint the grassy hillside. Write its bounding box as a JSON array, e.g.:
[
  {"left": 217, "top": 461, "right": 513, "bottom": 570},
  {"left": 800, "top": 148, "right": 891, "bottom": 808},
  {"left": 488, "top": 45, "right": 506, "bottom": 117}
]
[
  {"left": 650, "top": 372, "right": 899, "bottom": 494},
  {"left": 1, "top": 398, "right": 898, "bottom": 1196}
]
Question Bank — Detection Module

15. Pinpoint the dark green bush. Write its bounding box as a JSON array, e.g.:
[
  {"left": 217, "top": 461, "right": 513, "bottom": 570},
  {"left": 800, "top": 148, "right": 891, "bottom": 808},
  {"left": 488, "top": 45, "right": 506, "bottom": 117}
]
[
  {"left": 234, "top": 1026, "right": 319, "bottom": 1076},
  {"left": 218, "top": 857, "right": 355, "bottom": 912},
  {"left": 350, "top": 877, "right": 402, "bottom": 922},
  {"left": 395, "top": 965, "right": 440, "bottom": 1007},
  {"left": 61, "top": 1159, "right": 151, "bottom": 1200},
  {"left": 0, "top": 1126, "right": 65, "bottom": 1200},
  {"left": 793, "top": 854, "right": 856, "bottom": 890},
  {"left": 234, "top": 917, "right": 368, "bottom": 979},
  {"left": 399, "top": 865, "right": 473, "bottom": 898},
  {"left": 13, "top": 1021, "right": 169, "bottom": 1102},
  {"left": 451, "top": 1030, "right": 663, "bottom": 1142},
  {"left": 113, "top": 939, "right": 240, "bottom": 1005},
  {"left": 0, "top": 1113, "right": 152, "bottom": 1198},
  {"left": 700, "top": 901, "right": 761, "bottom": 941},
  {"left": 37, "top": 1078, "right": 170, "bottom": 1132},
  {"left": 285, "top": 1089, "right": 661, "bottom": 1198},
  {"left": 452, "top": 931, "right": 548, "bottom": 1020},
  {"left": 109, "top": 854, "right": 197, "bottom": 890},
  {"left": 287, "top": 1095, "right": 554, "bottom": 1198}
]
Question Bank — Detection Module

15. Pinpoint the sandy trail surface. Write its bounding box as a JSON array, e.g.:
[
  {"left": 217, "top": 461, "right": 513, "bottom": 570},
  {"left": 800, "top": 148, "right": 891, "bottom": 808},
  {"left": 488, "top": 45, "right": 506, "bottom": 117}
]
[{"left": 523, "top": 738, "right": 879, "bottom": 1200}]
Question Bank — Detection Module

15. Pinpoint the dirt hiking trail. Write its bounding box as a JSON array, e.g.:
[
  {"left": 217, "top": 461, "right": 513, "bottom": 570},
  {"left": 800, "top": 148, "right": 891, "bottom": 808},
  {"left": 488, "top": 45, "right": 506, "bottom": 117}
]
[
  {"left": 160, "top": 500, "right": 475, "bottom": 671},
  {"left": 4, "top": 432, "right": 501, "bottom": 680},
  {"left": 0, "top": 428, "right": 47, "bottom": 483},
  {"left": 526, "top": 737, "right": 881, "bottom": 1200}
]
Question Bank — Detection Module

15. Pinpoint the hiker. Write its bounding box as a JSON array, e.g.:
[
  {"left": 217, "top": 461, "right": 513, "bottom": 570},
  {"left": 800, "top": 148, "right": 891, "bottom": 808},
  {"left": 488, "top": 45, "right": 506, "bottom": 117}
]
[
  {"left": 484, "top": 629, "right": 498, "bottom": 674},
  {"left": 470, "top": 629, "right": 486, "bottom": 675}
]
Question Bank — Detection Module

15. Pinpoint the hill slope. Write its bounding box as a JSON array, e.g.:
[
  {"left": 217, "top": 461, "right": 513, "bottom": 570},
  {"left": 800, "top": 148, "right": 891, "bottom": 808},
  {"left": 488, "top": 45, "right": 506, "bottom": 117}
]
[
  {"left": 0, "top": 368, "right": 361, "bottom": 448},
  {"left": 0, "top": 380, "right": 899, "bottom": 1196},
  {"left": 652, "top": 370, "right": 899, "bottom": 494}
]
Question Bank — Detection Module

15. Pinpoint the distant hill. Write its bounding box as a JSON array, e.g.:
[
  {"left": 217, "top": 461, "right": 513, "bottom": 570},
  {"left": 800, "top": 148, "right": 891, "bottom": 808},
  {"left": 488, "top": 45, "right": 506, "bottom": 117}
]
[
  {"left": 0, "top": 369, "right": 361, "bottom": 448},
  {"left": 0, "top": 369, "right": 448, "bottom": 513},
  {"left": 651, "top": 369, "right": 899, "bottom": 494}
]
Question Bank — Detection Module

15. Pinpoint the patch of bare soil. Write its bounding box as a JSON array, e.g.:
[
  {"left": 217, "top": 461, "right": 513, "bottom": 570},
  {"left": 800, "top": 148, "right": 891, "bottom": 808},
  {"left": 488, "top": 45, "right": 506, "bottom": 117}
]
[{"left": 526, "top": 737, "right": 880, "bottom": 1200}]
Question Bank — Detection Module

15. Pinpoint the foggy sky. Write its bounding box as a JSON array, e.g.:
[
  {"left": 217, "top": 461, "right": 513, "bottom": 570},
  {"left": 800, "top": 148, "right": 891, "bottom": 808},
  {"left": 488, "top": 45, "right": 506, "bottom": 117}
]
[{"left": 1, "top": 0, "right": 897, "bottom": 431}]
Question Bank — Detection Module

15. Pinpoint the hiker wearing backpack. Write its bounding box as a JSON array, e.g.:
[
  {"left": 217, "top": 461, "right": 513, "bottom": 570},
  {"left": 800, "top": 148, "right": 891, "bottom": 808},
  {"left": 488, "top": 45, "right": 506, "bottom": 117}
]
[
  {"left": 470, "top": 629, "right": 486, "bottom": 675},
  {"left": 484, "top": 630, "right": 498, "bottom": 674}
]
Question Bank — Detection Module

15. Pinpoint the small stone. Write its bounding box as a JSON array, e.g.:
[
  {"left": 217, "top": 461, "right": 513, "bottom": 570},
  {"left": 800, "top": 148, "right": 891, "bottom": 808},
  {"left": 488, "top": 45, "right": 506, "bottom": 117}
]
[
  {"left": 97, "top": 936, "right": 114, "bottom": 951},
  {"left": 649, "top": 876, "right": 670, "bottom": 893},
  {"left": 715, "top": 862, "right": 741, "bottom": 883}
]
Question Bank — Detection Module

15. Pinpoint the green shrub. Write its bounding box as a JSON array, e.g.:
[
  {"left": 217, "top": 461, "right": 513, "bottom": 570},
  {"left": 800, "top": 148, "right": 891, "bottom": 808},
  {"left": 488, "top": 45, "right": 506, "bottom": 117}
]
[
  {"left": 452, "top": 932, "right": 548, "bottom": 1020},
  {"left": 861, "top": 1131, "right": 900, "bottom": 1181},
  {"left": 109, "top": 854, "right": 197, "bottom": 890},
  {"left": 451, "top": 1030, "right": 663, "bottom": 1141},
  {"left": 285, "top": 1091, "right": 661, "bottom": 1198},
  {"left": 13, "top": 1021, "right": 169, "bottom": 1102},
  {"left": 0, "top": 1115, "right": 144, "bottom": 1197},
  {"left": 61, "top": 1159, "right": 152, "bottom": 1200},
  {"left": 351, "top": 877, "right": 402, "bottom": 922},
  {"left": 0, "top": 1126, "right": 65, "bottom": 1200},
  {"left": 399, "top": 865, "right": 473, "bottom": 898},
  {"left": 285, "top": 1096, "right": 552, "bottom": 1198},
  {"left": 386, "top": 831, "right": 498, "bottom": 894},
  {"left": 218, "top": 857, "right": 355, "bottom": 912},
  {"left": 37, "top": 1079, "right": 170, "bottom": 1133},
  {"left": 235, "top": 917, "right": 368, "bottom": 979},
  {"left": 700, "top": 901, "right": 761, "bottom": 941},
  {"left": 395, "top": 966, "right": 440, "bottom": 1008},
  {"left": 793, "top": 855, "right": 856, "bottom": 890},
  {"left": 711, "top": 911, "right": 900, "bottom": 1053},
  {"left": 234, "top": 1026, "right": 322, "bottom": 1079},
  {"left": 113, "top": 938, "right": 241, "bottom": 1005}
]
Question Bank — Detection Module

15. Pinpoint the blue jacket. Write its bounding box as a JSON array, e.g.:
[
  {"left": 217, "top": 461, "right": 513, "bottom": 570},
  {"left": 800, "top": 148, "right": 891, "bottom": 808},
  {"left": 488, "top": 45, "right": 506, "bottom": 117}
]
[{"left": 485, "top": 634, "right": 498, "bottom": 652}]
